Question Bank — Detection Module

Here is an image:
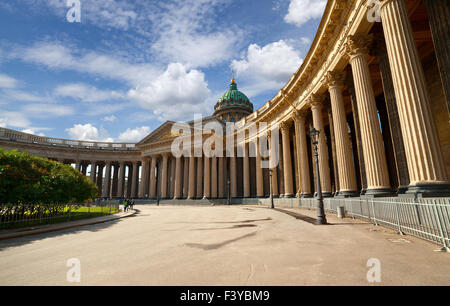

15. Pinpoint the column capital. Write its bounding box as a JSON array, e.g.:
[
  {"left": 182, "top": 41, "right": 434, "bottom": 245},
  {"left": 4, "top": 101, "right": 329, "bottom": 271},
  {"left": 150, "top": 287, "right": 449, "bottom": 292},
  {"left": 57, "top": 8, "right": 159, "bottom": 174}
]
[
  {"left": 308, "top": 93, "right": 324, "bottom": 110},
  {"left": 345, "top": 34, "right": 373, "bottom": 60},
  {"left": 280, "top": 121, "right": 292, "bottom": 134},
  {"left": 325, "top": 71, "right": 346, "bottom": 89},
  {"left": 292, "top": 109, "right": 307, "bottom": 123},
  {"left": 105, "top": 160, "right": 112, "bottom": 166}
]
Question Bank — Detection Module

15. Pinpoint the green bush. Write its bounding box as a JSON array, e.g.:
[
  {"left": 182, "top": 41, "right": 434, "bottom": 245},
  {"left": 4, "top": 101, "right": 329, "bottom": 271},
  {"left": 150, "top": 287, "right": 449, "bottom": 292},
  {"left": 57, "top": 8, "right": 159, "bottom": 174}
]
[{"left": 0, "top": 148, "right": 98, "bottom": 205}]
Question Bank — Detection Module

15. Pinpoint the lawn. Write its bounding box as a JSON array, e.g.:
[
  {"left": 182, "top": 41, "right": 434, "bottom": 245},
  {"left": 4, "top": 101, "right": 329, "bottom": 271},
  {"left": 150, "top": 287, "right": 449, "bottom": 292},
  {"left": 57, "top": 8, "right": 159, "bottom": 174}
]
[{"left": 0, "top": 205, "right": 120, "bottom": 230}]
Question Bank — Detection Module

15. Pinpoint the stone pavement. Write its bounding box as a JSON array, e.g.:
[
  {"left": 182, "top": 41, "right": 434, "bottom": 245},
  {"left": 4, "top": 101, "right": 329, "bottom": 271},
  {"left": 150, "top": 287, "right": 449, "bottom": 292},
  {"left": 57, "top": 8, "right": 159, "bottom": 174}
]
[
  {"left": 0, "top": 208, "right": 136, "bottom": 240},
  {"left": 0, "top": 205, "right": 449, "bottom": 286}
]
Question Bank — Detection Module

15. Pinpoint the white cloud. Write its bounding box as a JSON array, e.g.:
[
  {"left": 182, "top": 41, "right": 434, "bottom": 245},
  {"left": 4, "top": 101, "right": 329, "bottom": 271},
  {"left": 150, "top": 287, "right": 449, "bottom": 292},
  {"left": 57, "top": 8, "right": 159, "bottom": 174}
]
[
  {"left": 0, "top": 74, "right": 18, "bottom": 88},
  {"left": 127, "top": 63, "right": 212, "bottom": 122},
  {"left": 54, "top": 83, "right": 123, "bottom": 102},
  {"left": 102, "top": 115, "right": 117, "bottom": 122},
  {"left": 149, "top": 0, "right": 242, "bottom": 68},
  {"left": 118, "top": 126, "right": 150, "bottom": 142},
  {"left": 1, "top": 89, "right": 51, "bottom": 103},
  {"left": 231, "top": 40, "right": 303, "bottom": 96},
  {"left": 22, "top": 103, "right": 74, "bottom": 118},
  {"left": 23, "top": 0, "right": 139, "bottom": 31},
  {"left": 18, "top": 41, "right": 159, "bottom": 86},
  {"left": 0, "top": 110, "right": 31, "bottom": 128},
  {"left": 21, "top": 129, "right": 45, "bottom": 136},
  {"left": 284, "top": 0, "right": 326, "bottom": 27},
  {"left": 66, "top": 123, "right": 113, "bottom": 142}
]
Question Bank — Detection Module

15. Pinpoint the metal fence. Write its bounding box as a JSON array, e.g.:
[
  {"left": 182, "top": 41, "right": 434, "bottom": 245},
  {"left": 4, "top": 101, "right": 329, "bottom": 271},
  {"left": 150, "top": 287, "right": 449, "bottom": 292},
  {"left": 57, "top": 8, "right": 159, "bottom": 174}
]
[
  {"left": 0, "top": 200, "right": 120, "bottom": 230},
  {"left": 281, "top": 197, "right": 450, "bottom": 251}
]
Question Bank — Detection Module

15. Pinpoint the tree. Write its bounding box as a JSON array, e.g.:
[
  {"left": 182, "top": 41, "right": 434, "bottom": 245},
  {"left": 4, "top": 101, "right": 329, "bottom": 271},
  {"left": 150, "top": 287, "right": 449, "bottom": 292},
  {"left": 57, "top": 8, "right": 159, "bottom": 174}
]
[{"left": 0, "top": 148, "right": 98, "bottom": 205}]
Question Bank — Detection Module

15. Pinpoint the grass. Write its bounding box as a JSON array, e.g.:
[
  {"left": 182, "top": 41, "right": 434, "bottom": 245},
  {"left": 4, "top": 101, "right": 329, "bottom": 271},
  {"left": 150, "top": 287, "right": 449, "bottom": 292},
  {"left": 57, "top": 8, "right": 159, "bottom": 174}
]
[{"left": 0, "top": 206, "right": 120, "bottom": 231}]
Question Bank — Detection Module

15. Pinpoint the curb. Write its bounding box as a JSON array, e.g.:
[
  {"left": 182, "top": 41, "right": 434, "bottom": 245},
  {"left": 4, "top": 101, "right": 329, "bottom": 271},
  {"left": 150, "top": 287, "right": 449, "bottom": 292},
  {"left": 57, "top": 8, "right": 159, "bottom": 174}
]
[{"left": 0, "top": 210, "right": 137, "bottom": 241}]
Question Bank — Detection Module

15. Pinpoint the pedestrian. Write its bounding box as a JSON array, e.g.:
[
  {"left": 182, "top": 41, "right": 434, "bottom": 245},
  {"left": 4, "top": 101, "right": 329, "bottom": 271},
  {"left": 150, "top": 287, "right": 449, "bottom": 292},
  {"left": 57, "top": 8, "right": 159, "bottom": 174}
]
[{"left": 123, "top": 199, "right": 128, "bottom": 212}]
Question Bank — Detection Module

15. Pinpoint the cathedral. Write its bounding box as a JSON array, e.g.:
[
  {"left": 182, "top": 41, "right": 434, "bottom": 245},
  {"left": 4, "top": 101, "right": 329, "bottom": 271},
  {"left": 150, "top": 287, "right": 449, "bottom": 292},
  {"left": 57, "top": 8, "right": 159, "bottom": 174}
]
[{"left": 1, "top": 0, "right": 449, "bottom": 201}]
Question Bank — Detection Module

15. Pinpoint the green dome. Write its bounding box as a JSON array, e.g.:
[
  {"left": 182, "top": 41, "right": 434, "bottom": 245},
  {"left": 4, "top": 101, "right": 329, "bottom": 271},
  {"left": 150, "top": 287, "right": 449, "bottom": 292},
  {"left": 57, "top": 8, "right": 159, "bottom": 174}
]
[{"left": 214, "top": 79, "right": 253, "bottom": 113}]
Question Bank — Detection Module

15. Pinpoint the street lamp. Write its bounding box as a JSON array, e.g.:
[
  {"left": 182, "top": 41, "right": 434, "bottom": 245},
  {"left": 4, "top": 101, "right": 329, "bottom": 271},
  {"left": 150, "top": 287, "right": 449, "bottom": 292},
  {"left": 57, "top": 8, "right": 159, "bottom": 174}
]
[
  {"left": 268, "top": 169, "right": 274, "bottom": 209},
  {"left": 309, "top": 127, "right": 327, "bottom": 225},
  {"left": 227, "top": 179, "right": 231, "bottom": 205}
]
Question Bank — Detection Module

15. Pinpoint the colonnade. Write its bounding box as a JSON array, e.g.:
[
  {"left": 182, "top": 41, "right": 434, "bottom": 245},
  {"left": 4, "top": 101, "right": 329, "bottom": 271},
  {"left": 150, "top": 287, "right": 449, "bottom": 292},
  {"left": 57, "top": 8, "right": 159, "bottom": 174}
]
[{"left": 61, "top": 0, "right": 449, "bottom": 199}]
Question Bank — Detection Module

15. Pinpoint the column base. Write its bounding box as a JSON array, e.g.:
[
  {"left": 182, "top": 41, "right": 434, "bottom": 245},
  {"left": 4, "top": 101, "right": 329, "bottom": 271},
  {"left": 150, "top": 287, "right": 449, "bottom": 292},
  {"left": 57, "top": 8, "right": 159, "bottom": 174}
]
[
  {"left": 283, "top": 194, "right": 295, "bottom": 198},
  {"left": 315, "top": 192, "right": 333, "bottom": 198},
  {"left": 363, "top": 188, "right": 395, "bottom": 198},
  {"left": 396, "top": 186, "right": 408, "bottom": 195},
  {"left": 301, "top": 193, "right": 313, "bottom": 198},
  {"left": 405, "top": 183, "right": 450, "bottom": 198},
  {"left": 334, "top": 190, "right": 359, "bottom": 198}
]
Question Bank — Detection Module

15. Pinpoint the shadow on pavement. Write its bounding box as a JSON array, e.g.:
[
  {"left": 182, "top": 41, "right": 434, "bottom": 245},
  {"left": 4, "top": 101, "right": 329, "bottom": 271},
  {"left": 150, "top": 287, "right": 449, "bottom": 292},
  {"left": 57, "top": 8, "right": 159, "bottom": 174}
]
[{"left": 0, "top": 210, "right": 140, "bottom": 251}]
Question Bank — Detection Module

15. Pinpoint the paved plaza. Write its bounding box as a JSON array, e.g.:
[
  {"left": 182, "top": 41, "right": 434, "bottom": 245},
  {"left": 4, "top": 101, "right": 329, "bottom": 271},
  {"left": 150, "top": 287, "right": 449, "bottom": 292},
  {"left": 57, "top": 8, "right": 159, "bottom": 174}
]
[{"left": 0, "top": 205, "right": 449, "bottom": 286}]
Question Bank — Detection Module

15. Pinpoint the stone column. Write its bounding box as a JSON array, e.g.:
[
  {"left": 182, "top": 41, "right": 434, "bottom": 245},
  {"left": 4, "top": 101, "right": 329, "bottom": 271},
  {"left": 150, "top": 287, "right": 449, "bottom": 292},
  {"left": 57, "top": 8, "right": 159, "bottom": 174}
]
[
  {"left": 326, "top": 71, "right": 357, "bottom": 196},
  {"left": 211, "top": 156, "right": 218, "bottom": 198},
  {"left": 230, "top": 154, "right": 237, "bottom": 198},
  {"left": 379, "top": 0, "right": 450, "bottom": 196},
  {"left": 425, "top": 0, "right": 450, "bottom": 114},
  {"left": 294, "top": 111, "right": 312, "bottom": 197},
  {"left": 267, "top": 131, "right": 279, "bottom": 197},
  {"left": 183, "top": 157, "right": 189, "bottom": 199},
  {"left": 203, "top": 156, "right": 211, "bottom": 199},
  {"left": 280, "top": 121, "right": 294, "bottom": 197},
  {"left": 75, "top": 160, "right": 81, "bottom": 172},
  {"left": 102, "top": 161, "right": 112, "bottom": 198},
  {"left": 97, "top": 164, "right": 104, "bottom": 197},
  {"left": 188, "top": 155, "right": 196, "bottom": 199},
  {"left": 347, "top": 74, "right": 367, "bottom": 194},
  {"left": 89, "top": 160, "right": 97, "bottom": 182},
  {"left": 346, "top": 34, "right": 392, "bottom": 196},
  {"left": 218, "top": 157, "right": 225, "bottom": 198},
  {"left": 327, "top": 107, "right": 339, "bottom": 194},
  {"left": 161, "top": 154, "right": 169, "bottom": 199},
  {"left": 174, "top": 157, "right": 182, "bottom": 199},
  {"left": 149, "top": 156, "right": 157, "bottom": 199},
  {"left": 309, "top": 97, "right": 332, "bottom": 196},
  {"left": 131, "top": 162, "right": 139, "bottom": 198},
  {"left": 256, "top": 138, "right": 264, "bottom": 197},
  {"left": 139, "top": 158, "right": 149, "bottom": 198},
  {"left": 243, "top": 144, "right": 250, "bottom": 197},
  {"left": 197, "top": 156, "right": 203, "bottom": 199},
  {"left": 374, "top": 36, "right": 410, "bottom": 194},
  {"left": 117, "top": 161, "right": 125, "bottom": 198}
]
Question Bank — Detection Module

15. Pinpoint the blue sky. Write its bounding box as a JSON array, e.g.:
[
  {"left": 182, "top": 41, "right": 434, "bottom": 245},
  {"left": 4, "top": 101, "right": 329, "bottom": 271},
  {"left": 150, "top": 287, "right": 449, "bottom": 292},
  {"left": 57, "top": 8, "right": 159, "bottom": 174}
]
[{"left": 0, "top": 0, "right": 326, "bottom": 142}]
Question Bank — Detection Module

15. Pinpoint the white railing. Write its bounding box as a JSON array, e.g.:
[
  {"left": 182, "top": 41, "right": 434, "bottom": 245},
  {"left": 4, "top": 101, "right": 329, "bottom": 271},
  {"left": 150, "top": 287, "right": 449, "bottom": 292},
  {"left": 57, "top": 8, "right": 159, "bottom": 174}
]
[{"left": 0, "top": 127, "right": 137, "bottom": 151}]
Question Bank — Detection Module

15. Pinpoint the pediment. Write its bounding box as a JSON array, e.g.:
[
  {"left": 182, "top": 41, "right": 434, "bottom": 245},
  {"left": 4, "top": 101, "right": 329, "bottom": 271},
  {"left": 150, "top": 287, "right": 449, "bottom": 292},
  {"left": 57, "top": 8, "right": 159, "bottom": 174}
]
[{"left": 136, "top": 116, "right": 226, "bottom": 147}]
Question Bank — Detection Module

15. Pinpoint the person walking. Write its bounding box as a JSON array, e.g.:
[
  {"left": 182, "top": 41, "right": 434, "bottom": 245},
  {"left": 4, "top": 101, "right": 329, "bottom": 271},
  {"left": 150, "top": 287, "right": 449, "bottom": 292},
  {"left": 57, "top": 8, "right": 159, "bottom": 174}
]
[{"left": 123, "top": 199, "right": 128, "bottom": 212}]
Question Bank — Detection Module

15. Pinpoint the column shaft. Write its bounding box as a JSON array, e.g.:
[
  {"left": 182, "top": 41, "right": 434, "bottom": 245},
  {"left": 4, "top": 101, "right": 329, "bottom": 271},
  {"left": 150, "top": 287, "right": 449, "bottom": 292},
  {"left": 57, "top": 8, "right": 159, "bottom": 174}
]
[
  {"left": 197, "top": 157, "right": 203, "bottom": 199},
  {"left": 174, "top": 157, "right": 182, "bottom": 199},
  {"left": 294, "top": 113, "right": 312, "bottom": 197},
  {"left": 347, "top": 35, "right": 391, "bottom": 194},
  {"left": 380, "top": 0, "right": 449, "bottom": 195},
  {"left": 117, "top": 162, "right": 125, "bottom": 198},
  {"left": 280, "top": 122, "right": 294, "bottom": 197},
  {"left": 102, "top": 162, "right": 112, "bottom": 198},
  {"left": 161, "top": 155, "right": 169, "bottom": 199},
  {"left": 149, "top": 157, "right": 157, "bottom": 198},
  {"left": 203, "top": 156, "right": 211, "bottom": 198},
  {"left": 243, "top": 145, "right": 250, "bottom": 197},
  {"left": 327, "top": 72, "right": 357, "bottom": 195},
  {"left": 188, "top": 156, "right": 196, "bottom": 199},
  {"left": 211, "top": 157, "right": 218, "bottom": 198},
  {"left": 310, "top": 100, "right": 332, "bottom": 195}
]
